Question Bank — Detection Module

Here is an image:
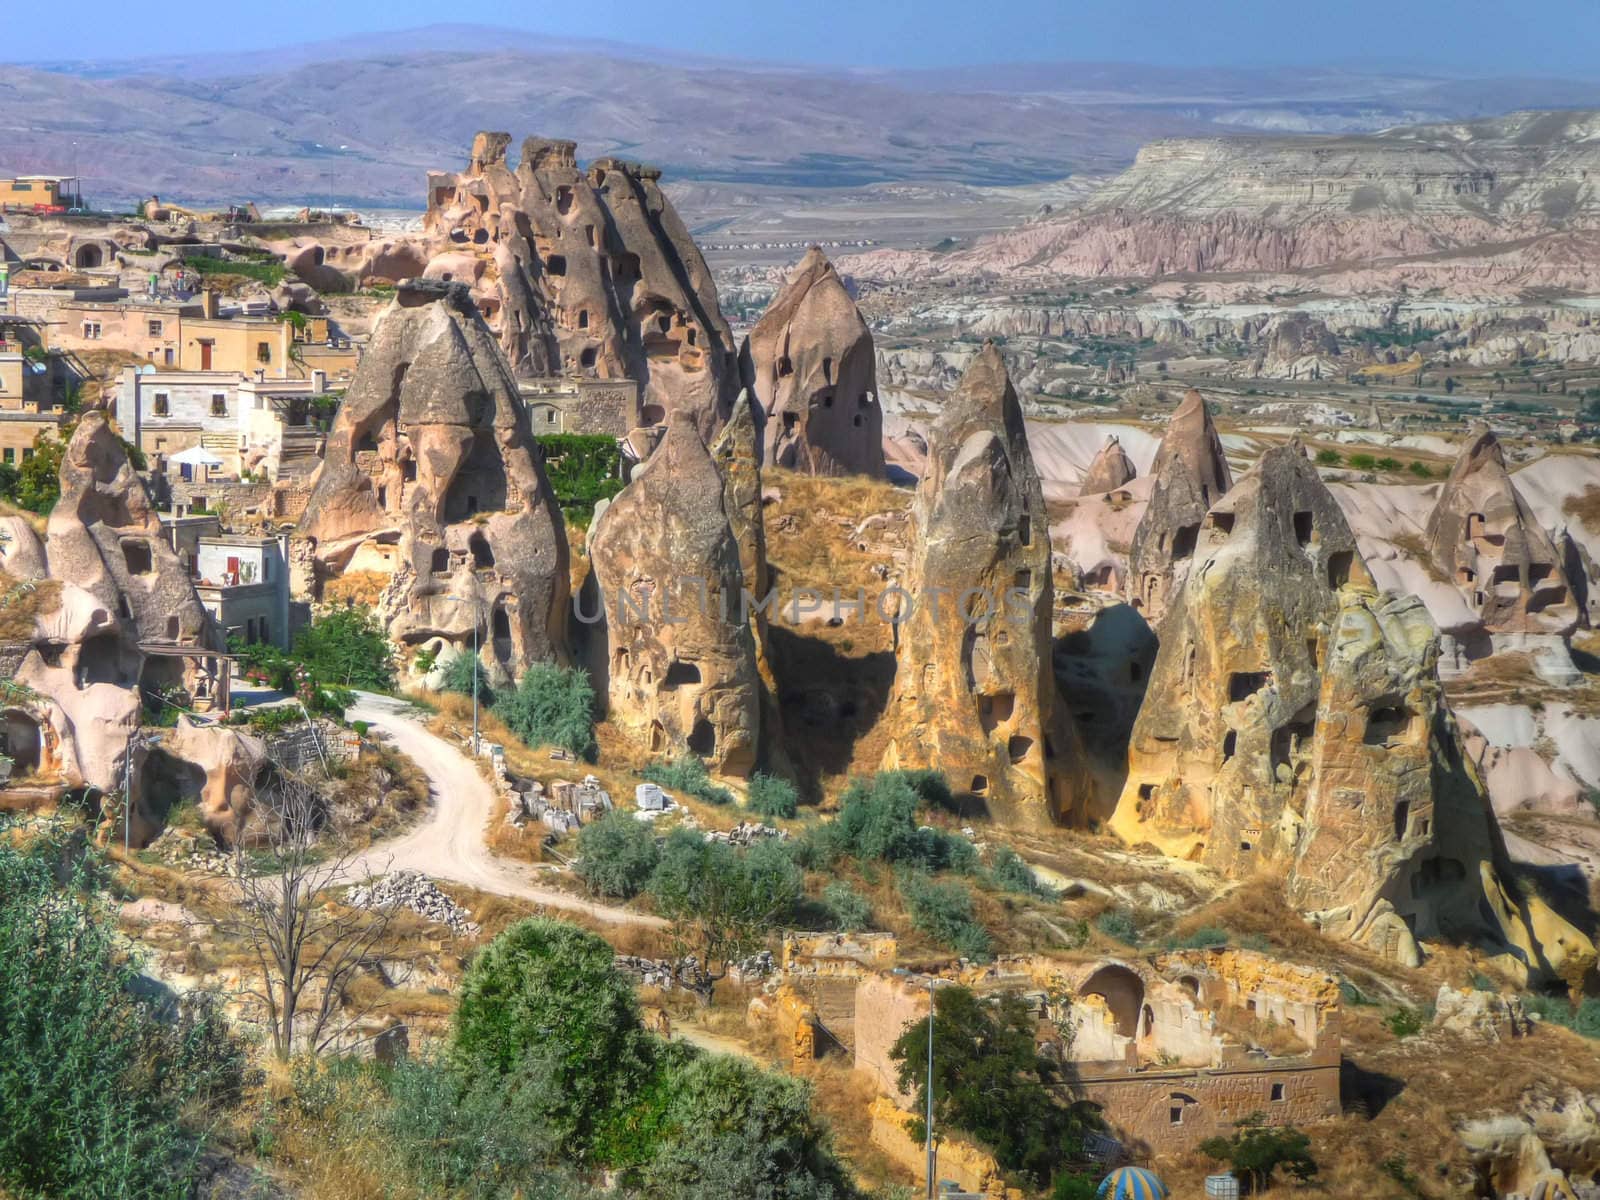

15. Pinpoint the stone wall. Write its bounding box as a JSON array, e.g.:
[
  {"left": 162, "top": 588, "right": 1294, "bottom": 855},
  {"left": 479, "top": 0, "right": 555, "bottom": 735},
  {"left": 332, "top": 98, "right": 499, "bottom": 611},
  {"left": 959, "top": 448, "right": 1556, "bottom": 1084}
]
[{"left": 264, "top": 719, "right": 359, "bottom": 774}]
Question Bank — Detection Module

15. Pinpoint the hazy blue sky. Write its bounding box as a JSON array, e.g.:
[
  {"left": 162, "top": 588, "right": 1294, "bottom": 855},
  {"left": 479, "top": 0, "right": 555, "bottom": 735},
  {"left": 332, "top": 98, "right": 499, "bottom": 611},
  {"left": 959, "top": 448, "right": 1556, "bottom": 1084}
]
[{"left": 13, "top": 0, "right": 1600, "bottom": 74}]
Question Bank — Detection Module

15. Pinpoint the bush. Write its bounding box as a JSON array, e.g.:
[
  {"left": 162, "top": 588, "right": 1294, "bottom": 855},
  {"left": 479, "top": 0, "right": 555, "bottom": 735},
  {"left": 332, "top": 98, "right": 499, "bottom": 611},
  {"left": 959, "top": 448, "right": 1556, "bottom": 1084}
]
[
  {"left": 493, "top": 663, "right": 597, "bottom": 759},
  {"left": 1384, "top": 1006, "right": 1425, "bottom": 1038},
  {"left": 898, "top": 871, "right": 991, "bottom": 960},
  {"left": 747, "top": 772, "right": 800, "bottom": 819},
  {"left": 1199, "top": 1112, "right": 1318, "bottom": 1191},
  {"left": 1314, "top": 449, "right": 1341, "bottom": 466},
  {"left": 575, "top": 811, "right": 661, "bottom": 900},
  {"left": 535, "top": 434, "right": 625, "bottom": 523},
  {"left": 987, "top": 846, "right": 1056, "bottom": 898},
  {"left": 292, "top": 608, "right": 396, "bottom": 691},
  {"left": 0, "top": 835, "right": 247, "bottom": 1199},
  {"left": 643, "top": 756, "right": 733, "bottom": 806},
  {"left": 1525, "top": 994, "right": 1600, "bottom": 1038},
  {"left": 823, "top": 881, "right": 873, "bottom": 932},
  {"left": 1347, "top": 452, "right": 1378, "bottom": 471},
  {"left": 182, "top": 254, "right": 285, "bottom": 286},
  {"left": 1053, "top": 1172, "right": 1099, "bottom": 1200},
  {"left": 1165, "top": 925, "right": 1231, "bottom": 950},
  {"left": 440, "top": 651, "right": 493, "bottom": 704},
  {"left": 1096, "top": 908, "right": 1140, "bottom": 945},
  {"left": 452, "top": 918, "right": 653, "bottom": 1151},
  {"left": 1375, "top": 457, "right": 1402, "bottom": 471},
  {"left": 814, "top": 773, "right": 976, "bottom": 872},
  {"left": 634, "top": 1052, "right": 852, "bottom": 1199}
]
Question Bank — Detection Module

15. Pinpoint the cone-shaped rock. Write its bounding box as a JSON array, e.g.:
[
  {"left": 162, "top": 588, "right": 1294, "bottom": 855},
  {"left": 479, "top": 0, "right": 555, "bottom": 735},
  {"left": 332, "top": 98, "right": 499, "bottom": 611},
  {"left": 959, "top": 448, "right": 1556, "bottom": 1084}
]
[
  {"left": 1289, "top": 591, "right": 1592, "bottom": 983},
  {"left": 1424, "top": 428, "right": 1578, "bottom": 638},
  {"left": 423, "top": 133, "right": 739, "bottom": 442},
  {"left": 587, "top": 416, "right": 760, "bottom": 776},
  {"left": 301, "top": 279, "right": 570, "bottom": 682},
  {"left": 1126, "top": 387, "right": 1232, "bottom": 622},
  {"left": 740, "top": 247, "right": 884, "bottom": 477},
  {"left": 884, "top": 343, "right": 1076, "bottom": 825},
  {"left": 1079, "top": 434, "right": 1137, "bottom": 496}
]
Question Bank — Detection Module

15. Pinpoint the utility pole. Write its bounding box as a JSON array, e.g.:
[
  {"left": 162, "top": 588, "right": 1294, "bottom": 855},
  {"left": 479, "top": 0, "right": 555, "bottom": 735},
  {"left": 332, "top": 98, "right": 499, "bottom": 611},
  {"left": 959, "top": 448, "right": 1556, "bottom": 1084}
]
[
  {"left": 925, "top": 977, "right": 937, "bottom": 1200},
  {"left": 444, "top": 591, "right": 481, "bottom": 756},
  {"left": 123, "top": 732, "right": 134, "bottom": 854}
]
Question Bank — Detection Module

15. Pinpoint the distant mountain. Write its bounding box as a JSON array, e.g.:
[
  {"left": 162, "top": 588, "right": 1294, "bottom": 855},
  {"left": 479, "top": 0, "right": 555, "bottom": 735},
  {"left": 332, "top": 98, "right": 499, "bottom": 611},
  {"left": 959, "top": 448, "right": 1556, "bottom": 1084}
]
[{"left": 6, "top": 26, "right": 1600, "bottom": 208}]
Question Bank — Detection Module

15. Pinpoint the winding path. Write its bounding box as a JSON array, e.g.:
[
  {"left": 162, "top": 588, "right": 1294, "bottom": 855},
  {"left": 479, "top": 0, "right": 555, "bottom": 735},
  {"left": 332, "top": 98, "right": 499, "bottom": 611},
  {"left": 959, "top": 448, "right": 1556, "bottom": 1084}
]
[{"left": 343, "top": 691, "right": 661, "bottom": 928}]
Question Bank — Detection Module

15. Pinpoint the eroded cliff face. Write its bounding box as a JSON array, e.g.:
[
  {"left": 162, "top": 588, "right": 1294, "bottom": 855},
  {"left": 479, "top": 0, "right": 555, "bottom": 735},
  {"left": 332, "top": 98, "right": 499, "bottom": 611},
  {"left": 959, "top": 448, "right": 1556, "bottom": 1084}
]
[
  {"left": 422, "top": 132, "right": 739, "bottom": 441},
  {"left": 1112, "top": 444, "right": 1590, "bottom": 983},
  {"left": 1425, "top": 429, "right": 1580, "bottom": 645},
  {"left": 301, "top": 278, "right": 570, "bottom": 683},
  {"left": 1125, "top": 388, "right": 1232, "bottom": 624},
  {"left": 740, "top": 247, "right": 884, "bottom": 477},
  {"left": 882, "top": 343, "right": 1082, "bottom": 826},
  {"left": 586, "top": 418, "right": 760, "bottom": 777}
]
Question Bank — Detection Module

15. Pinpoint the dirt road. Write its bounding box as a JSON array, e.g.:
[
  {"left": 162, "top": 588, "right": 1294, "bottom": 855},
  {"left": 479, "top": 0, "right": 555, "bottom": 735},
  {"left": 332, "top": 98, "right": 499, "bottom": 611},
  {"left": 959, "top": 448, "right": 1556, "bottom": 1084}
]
[{"left": 345, "top": 691, "right": 660, "bottom": 928}]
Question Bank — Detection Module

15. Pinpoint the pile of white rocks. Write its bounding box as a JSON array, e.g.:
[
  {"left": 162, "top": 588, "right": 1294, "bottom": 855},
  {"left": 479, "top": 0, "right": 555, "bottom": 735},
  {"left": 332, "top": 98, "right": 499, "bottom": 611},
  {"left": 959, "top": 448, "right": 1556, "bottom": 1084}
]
[
  {"left": 346, "top": 870, "right": 480, "bottom": 937},
  {"left": 706, "top": 821, "right": 787, "bottom": 847}
]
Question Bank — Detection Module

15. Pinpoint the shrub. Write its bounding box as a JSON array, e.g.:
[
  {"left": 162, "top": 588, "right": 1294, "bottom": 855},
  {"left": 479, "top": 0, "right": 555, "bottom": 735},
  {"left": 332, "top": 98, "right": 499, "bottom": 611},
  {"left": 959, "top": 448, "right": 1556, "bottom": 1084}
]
[
  {"left": 1375, "top": 457, "right": 1402, "bottom": 471},
  {"left": 1384, "top": 1006, "right": 1425, "bottom": 1038},
  {"left": 634, "top": 1052, "right": 852, "bottom": 1199},
  {"left": 1053, "top": 1172, "right": 1099, "bottom": 1200},
  {"left": 575, "top": 810, "right": 661, "bottom": 900},
  {"left": 440, "top": 651, "right": 493, "bottom": 704},
  {"left": 823, "top": 881, "right": 873, "bottom": 932},
  {"left": 0, "top": 835, "right": 247, "bottom": 1199},
  {"left": 1165, "top": 925, "right": 1230, "bottom": 950},
  {"left": 747, "top": 772, "right": 800, "bottom": 819},
  {"left": 1096, "top": 908, "right": 1140, "bottom": 945},
  {"left": 898, "top": 871, "right": 991, "bottom": 960},
  {"left": 1314, "top": 449, "right": 1341, "bottom": 466},
  {"left": 453, "top": 919, "right": 653, "bottom": 1151},
  {"left": 292, "top": 608, "right": 396, "bottom": 691},
  {"left": 987, "top": 846, "right": 1056, "bottom": 898},
  {"left": 1199, "top": 1112, "right": 1318, "bottom": 1191},
  {"left": 350, "top": 719, "right": 370, "bottom": 737},
  {"left": 1347, "top": 452, "right": 1378, "bottom": 471},
  {"left": 493, "top": 663, "right": 596, "bottom": 759},
  {"left": 816, "top": 773, "right": 976, "bottom": 872},
  {"left": 1525, "top": 993, "right": 1600, "bottom": 1038},
  {"left": 534, "top": 434, "right": 625, "bottom": 523},
  {"left": 643, "top": 756, "right": 733, "bottom": 806}
]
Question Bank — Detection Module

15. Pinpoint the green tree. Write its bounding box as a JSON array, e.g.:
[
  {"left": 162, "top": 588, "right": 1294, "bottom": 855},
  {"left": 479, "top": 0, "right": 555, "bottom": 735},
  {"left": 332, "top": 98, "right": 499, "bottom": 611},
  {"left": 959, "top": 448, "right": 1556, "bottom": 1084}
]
[
  {"left": 814, "top": 772, "right": 975, "bottom": 872},
  {"left": 890, "top": 986, "right": 1099, "bottom": 1183},
  {"left": 453, "top": 918, "right": 653, "bottom": 1151},
  {"left": 11, "top": 433, "right": 65, "bottom": 514},
  {"left": 1199, "top": 1113, "right": 1319, "bottom": 1192},
  {"left": 1314, "top": 449, "right": 1341, "bottom": 466},
  {"left": 1347, "top": 452, "right": 1377, "bottom": 470},
  {"left": 0, "top": 833, "right": 246, "bottom": 1200},
  {"left": 637, "top": 1052, "right": 851, "bottom": 1199},
  {"left": 575, "top": 810, "right": 661, "bottom": 900},
  {"left": 292, "top": 607, "right": 396, "bottom": 691},
  {"left": 440, "top": 650, "right": 493, "bottom": 704},
  {"left": 493, "top": 662, "right": 596, "bottom": 759},
  {"left": 747, "top": 772, "right": 800, "bottom": 819},
  {"left": 648, "top": 830, "right": 801, "bottom": 1001}
]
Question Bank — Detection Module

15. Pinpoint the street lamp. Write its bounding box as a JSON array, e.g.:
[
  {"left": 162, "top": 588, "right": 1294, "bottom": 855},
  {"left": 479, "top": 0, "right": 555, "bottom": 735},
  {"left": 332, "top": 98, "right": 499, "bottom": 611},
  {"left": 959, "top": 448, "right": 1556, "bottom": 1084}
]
[
  {"left": 925, "top": 977, "right": 937, "bottom": 1200},
  {"left": 443, "top": 591, "right": 481, "bottom": 755}
]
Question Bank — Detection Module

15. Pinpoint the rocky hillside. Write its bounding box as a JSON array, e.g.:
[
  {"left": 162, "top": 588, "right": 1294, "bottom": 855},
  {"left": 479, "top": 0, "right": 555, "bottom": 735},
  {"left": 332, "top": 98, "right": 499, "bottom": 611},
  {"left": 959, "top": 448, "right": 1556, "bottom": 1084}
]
[{"left": 842, "top": 110, "right": 1600, "bottom": 292}]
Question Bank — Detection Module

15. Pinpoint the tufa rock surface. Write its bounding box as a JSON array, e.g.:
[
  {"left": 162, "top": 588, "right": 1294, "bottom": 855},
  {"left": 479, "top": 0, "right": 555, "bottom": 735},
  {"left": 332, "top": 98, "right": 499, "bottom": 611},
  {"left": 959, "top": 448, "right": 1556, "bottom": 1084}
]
[
  {"left": 740, "top": 246, "right": 884, "bottom": 476},
  {"left": 301, "top": 279, "right": 570, "bottom": 684},
  {"left": 1112, "top": 442, "right": 1588, "bottom": 982},
  {"left": 1424, "top": 428, "right": 1580, "bottom": 644},
  {"left": 422, "top": 133, "right": 739, "bottom": 441},
  {"left": 1125, "top": 387, "right": 1232, "bottom": 623},
  {"left": 883, "top": 343, "right": 1080, "bottom": 826},
  {"left": 1078, "top": 434, "right": 1137, "bottom": 496},
  {"left": 585, "top": 417, "right": 760, "bottom": 776}
]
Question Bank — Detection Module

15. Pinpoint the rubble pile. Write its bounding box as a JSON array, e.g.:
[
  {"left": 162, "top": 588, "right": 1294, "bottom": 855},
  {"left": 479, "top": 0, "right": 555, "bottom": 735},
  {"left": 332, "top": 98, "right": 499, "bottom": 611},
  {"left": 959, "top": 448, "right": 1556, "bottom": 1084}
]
[{"left": 346, "top": 870, "right": 480, "bottom": 936}]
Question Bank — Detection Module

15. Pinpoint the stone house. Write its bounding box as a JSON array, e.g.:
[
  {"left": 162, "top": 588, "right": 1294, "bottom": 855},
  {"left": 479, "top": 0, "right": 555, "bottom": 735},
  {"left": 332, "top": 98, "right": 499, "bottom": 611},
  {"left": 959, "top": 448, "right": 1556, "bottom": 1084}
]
[{"left": 191, "top": 533, "right": 291, "bottom": 649}]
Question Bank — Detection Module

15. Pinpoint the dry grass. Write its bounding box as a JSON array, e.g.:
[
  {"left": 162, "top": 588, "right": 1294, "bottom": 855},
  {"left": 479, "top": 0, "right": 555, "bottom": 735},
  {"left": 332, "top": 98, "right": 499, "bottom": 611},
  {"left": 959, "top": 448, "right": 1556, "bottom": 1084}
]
[
  {"left": 1562, "top": 484, "right": 1600, "bottom": 532},
  {"left": 0, "top": 570, "right": 61, "bottom": 643},
  {"left": 1389, "top": 531, "right": 1450, "bottom": 583},
  {"left": 322, "top": 570, "right": 390, "bottom": 607},
  {"left": 800, "top": 1057, "right": 916, "bottom": 1194}
]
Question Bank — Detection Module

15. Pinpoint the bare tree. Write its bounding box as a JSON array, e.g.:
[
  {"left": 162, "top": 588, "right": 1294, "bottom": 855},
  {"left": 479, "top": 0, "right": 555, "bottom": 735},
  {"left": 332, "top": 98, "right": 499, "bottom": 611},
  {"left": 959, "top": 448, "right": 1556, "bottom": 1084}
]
[{"left": 213, "top": 773, "right": 398, "bottom": 1061}]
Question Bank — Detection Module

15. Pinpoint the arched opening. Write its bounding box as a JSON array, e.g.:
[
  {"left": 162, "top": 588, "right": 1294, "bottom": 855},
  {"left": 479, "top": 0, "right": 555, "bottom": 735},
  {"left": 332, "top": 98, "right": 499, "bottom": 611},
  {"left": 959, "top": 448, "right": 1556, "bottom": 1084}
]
[
  {"left": 468, "top": 531, "right": 495, "bottom": 569},
  {"left": 663, "top": 660, "right": 701, "bottom": 689},
  {"left": 687, "top": 718, "right": 715, "bottom": 756},
  {"left": 75, "top": 244, "right": 104, "bottom": 270},
  {"left": 1178, "top": 975, "right": 1201, "bottom": 1000},
  {"left": 1, "top": 710, "right": 42, "bottom": 775},
  {"left": 1081, "top": 964, "right": 1145, "bottom": 1039}
]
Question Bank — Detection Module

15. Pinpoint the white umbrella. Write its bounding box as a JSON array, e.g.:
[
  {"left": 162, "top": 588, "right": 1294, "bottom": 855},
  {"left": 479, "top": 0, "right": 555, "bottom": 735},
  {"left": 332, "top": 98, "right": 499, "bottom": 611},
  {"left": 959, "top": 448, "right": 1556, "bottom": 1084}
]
[{"left": 168, "top": 445, "right": 224, "bottom": 468}]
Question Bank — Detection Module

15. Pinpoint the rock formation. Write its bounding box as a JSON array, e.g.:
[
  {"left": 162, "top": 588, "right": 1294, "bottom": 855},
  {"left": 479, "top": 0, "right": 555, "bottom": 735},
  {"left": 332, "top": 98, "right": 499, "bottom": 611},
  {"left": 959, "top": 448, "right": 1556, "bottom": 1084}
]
[
  {"left": 421, "top": 133, "right": 739, "bottom": 441},
  {"left": 709, "top": 392, "right": 789, "bottom": 773},
  {"left": 300, "top": 278, "right": 570, "bottom": 684},
  {"left": 740, "top": 247, "right": 884, "bottom": 477},
  {"left": 1078, "top": 434, "right": 1137, "bottom": 496},
  {"left": 883, "top": 343, "right": 1079, "bottom": 825},
  {"left": 1125, "top": 388, "right": 1232, "bottom": 623},
  {"left": 585, "top": 416, "right": 759, "bottom": 776},
  {"left": 1112, "top": 443, "right": 1590, "bottom": 982},
  {"left": 0, "top": 414, "right": 244, "bottom": 845},
  {"left": 1424, "top": 430, "right": 1580, "bottom": 681}
]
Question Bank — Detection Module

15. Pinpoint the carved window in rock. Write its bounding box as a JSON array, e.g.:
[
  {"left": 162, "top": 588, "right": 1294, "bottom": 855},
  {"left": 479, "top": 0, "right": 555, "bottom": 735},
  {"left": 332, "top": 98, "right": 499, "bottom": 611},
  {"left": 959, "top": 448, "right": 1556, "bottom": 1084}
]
[
  {"left": 431, "top": 548, "right": 449, "bottom": 574},
  {"left": 1228, "top": 671, "right": 1269, "bottom": 702},
  {"left": 1206, "top": 510, "right": 1234, "bottom": 538},
  {"left": 1171, "top": 523, "right": 1199, "bottom": 560},
  {"left": 469, "top": 532, "right": 494, "bottom": 569},
  {"left": 663, "top": 660, "right": 701, "bottom": 689},
  {"left": 687, "top": 718, "right": 715, "bottom": 757},
  {"left": 546, "top": 254, "right": 566, "bottom": 277},
  {"left": 121, "top": 540, "right": 153, "bottom": 575},
  {"left": 1327, "top": 550, "right": 1354, "bottom": 589},
  {"left": 1363, "top": 701, "right": 1414, "bottom": 748},
  {"left": 1293, "top": 511, "right": 1314, "bottom": 546}
]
